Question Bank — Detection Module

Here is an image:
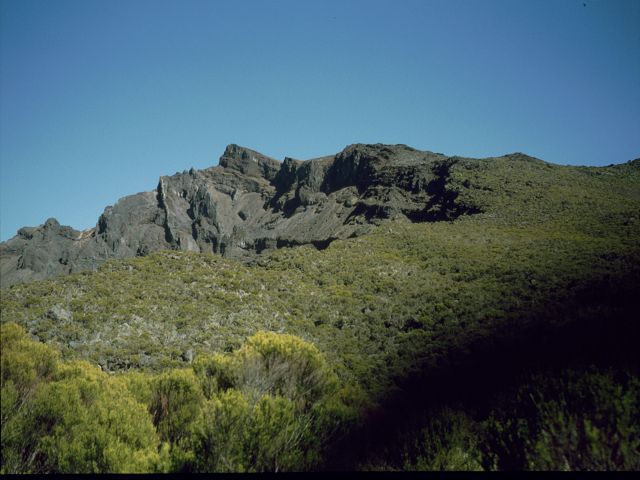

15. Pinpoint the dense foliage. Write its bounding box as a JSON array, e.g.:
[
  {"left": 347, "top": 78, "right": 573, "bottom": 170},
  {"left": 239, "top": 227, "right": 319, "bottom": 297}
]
[
  {"left": 1, "top": 323, "right": 359, "bottom": 473},
  {"left": 355, "top": 366, "right": 640, "bottom": 471},
  {"left": 1, "top": 323, "right": 166, "bottom": 473},
  {"left": 1, "top": 155, "right": 639, "bottom": 471}
]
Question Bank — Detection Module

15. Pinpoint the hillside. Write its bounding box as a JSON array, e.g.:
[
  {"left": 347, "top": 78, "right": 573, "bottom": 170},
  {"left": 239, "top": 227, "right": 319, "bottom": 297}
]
[{"left": 1, "top": 146, "right": 639, "bottom": 472}]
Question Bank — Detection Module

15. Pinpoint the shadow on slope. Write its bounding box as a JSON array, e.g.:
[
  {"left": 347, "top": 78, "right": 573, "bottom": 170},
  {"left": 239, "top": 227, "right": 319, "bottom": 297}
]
[{"left": 323, "top": 266, "right": 640, "bottom": 470}]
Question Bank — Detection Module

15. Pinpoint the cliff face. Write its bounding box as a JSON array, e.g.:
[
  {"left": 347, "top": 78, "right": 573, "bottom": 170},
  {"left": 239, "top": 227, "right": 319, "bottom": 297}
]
[{"left": 0, "top": 143, "right": 482, "bottom": 287}]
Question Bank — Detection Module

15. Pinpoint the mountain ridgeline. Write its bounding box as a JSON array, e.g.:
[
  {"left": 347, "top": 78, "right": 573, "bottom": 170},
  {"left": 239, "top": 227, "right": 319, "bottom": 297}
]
[
  {"left": 2, "top": 143, "right": 486, "bottom": 286},
  {"left": 1, "top": 142, "right": 640, "bottom": 472}
]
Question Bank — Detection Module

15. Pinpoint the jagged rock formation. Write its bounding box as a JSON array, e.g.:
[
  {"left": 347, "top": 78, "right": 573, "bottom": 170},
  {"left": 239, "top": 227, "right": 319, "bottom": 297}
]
[{"left": 1, "top": 143, "right": 483, "bottom": 287}]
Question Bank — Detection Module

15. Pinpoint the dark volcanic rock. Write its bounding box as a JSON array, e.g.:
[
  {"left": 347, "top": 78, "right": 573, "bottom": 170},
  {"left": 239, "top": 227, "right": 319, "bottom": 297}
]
[{"left": 0, "top": 143, "right": 483, "bottom": 287}]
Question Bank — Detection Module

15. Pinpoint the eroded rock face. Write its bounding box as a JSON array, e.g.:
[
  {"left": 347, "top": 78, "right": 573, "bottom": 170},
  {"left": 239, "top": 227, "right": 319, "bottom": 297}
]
[{"left": 0, "top": 143, "right": 482, "bottom": 287}]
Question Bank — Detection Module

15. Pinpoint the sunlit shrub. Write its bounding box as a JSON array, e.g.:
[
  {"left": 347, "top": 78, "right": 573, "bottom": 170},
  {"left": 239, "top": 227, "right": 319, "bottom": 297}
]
[
  {"left": 1, "top": 327, "right": 166, "bottom": 474},
  {"left": 149, "top": 369, "right": 203, "bottom": 444},
  {"left": 192, "top": 353, "right": 236, "bottom": 399},
  {"left": 188, "top": 389, "right": 251, "bottom": 472},
  {"left": 235, "top": 331, "right": 337, "bottom": 409},
  {"left": 1, "top": 322, "right": 58, "bottom": 395}
]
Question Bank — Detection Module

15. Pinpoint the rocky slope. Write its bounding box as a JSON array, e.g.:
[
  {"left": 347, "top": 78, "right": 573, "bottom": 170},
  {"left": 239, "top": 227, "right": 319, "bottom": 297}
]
[{"left": 1, "top": 143, "right": 487, "bottom": 287}]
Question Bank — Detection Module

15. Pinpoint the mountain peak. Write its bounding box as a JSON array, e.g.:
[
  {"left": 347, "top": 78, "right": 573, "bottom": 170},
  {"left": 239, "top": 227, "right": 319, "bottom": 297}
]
[
  {"left": 44, "top": 217, "right": 61, "bottom": 228},
  {"left": 218, "top": 144, "right": 281, "bottom": 181}
]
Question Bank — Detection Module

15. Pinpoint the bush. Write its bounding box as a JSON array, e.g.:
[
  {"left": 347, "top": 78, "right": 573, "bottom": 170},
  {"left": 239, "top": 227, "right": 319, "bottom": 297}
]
[
  {"left": 249, "top": 394, "right": 306, "bottom": 471},
  {"left": 2, "top": 355, "right": 165, "bottom": 473},
  {"left": 149, "top": 369, "right": 203, "bottom": 444},
  {"left": 119, "top": 370, "right": 154, "bottom": 406},
  {"left": 186, "top": 332, "right": 357, "bottom": 472},
  {"left": 235, "top": 331, "right": 337, "bottom": 409},
  {"left": 188, "top": 390, "right": 319, "bottom": 472},
  {"left": 482, "top": 367, "right": 640, "bottom": 470},
  {"left": 524, "top": 369, "right": 640, "bottom": 470},
  {"left": 188, "top": 389, "right": 252, "bottom": 472},
  {"left": 1, "top": 322, "right": 58, "bottom": 396},
  {"left": 402, "top": 408, "right": 483, "bottom": 471},
  {"left": 1, "top": 326, "right": 355, "bottom": 472},
  {"left": 192, "top": 353, "right": 236, "bottom": 399}
]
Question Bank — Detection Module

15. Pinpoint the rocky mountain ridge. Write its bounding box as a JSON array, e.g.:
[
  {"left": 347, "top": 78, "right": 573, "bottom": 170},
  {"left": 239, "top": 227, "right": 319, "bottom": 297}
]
[{"left": 1, "top": 143, "right": 488, "bottom": 287}]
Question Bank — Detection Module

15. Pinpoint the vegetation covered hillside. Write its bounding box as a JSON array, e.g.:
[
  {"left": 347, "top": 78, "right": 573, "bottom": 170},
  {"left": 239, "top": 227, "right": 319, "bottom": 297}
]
[{"left": 2, "top": 155, "right": 639, "bottom": 471}]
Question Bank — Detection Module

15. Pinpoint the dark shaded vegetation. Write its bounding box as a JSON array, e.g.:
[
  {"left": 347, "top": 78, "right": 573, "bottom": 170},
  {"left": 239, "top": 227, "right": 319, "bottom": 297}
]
[
  {"left": 328, "top": 268, "right": 640, "bottom": 470},
  {"left": 1, "top": 154, "right": 639, "bottom": 471},
  {"left": 355, "top": 365, "right": 639, "bottom": 471}
]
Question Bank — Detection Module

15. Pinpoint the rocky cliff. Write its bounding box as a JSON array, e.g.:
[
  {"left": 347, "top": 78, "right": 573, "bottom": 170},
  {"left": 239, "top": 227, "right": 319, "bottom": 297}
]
[{"left": 0, "top": 143, "right": 483, "bottom": 287}]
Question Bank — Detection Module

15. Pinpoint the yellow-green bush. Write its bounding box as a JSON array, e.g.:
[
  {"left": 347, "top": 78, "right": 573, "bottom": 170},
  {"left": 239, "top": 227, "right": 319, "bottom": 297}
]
[
  {"left": 17, "top": 362, "right": 166, "bottom": 473},
  {"left": 184, "top": 332, "right": 359, "bottom": 472},
  {"left": 192, "top": 352, "right": 236, "bottom": 399},
  {"left": 235, "top": 331, "right": 337, "bottom": 409},
  {"left": 119, "top": 370, "right": 155, "bottom": 406},
  {"left": 187, "top": 391, "right": 323, "bottom": 472},
  {"left": 148, "top": 369, "right": 203, "bottom": 444},
  {"left": 1, "top": 324, "right": 166, "bottom": 473},
  {"left": 248, "top": 394, "right": 306, "bottom": 471},
  {"left": 1, "top": 322, "right": 58, "bottom": 395},
  {"left": 188, "top": 389, "right": 252, "bottom": 472}
]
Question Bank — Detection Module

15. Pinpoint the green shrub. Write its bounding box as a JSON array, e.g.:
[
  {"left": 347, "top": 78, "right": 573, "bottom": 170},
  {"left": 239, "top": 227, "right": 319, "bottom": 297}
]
[
  {"left": 402, "top": 408, "right": 483, "bottom": 471},
  {"left": 186, "top": 332, "right": 356, "bottom": 472},
  {"left": 524, "top": 369, "right": 640, "bottom": 470},
  {"left": 188, "top": 390, "right": 321, "bottom": 472},
  {"left": 249, "top": 394, "right": 306, "bottom": 471},
  {"left": 188, "top": 389, "right": 252, "bottom": 472},
  {"left": 119, "top": 370, "right": 154, "bottom": 406},
  {"left": 192, "top": 353, "right": 236, "bottom": 399},
  {"left": 235, "top": 331, "right": 337, "bottom": 409},
  {"left": 482, "top": 368, "right": 640, "bottom": 470},
  {"left": 149, "top": 369, "right": 203, "bottom": 444},
  {"left": 1, "top": 322, "right": 58, "bottom": 395},
  {"left": 2, "top": 355, "right": 166, "bottom": 473}
]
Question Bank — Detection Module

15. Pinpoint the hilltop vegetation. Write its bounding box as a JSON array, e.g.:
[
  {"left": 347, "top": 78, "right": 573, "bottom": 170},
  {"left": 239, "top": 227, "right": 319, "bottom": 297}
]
[{"left": 1, "top": 154, "right": 639, "bottom": 471}]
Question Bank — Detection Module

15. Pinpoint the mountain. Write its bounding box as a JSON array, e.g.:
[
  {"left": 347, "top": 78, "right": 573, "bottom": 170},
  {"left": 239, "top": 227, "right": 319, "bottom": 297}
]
[
  {"left": 2, "top": 143, "right": 482, "bottom": 287},
  {"left": 1, "top": 144, "right": 639, "bottom": 472}
]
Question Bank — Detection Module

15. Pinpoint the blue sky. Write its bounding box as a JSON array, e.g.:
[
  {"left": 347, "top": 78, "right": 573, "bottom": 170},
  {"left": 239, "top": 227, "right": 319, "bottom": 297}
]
[{"left": 1, "top": 0, "right": 639, "bottom": 241}]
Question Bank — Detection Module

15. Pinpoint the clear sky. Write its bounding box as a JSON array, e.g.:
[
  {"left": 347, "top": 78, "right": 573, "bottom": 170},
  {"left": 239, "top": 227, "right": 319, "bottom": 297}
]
[{"left": 1, "top": 0, "right": 639, "bottom": 241}]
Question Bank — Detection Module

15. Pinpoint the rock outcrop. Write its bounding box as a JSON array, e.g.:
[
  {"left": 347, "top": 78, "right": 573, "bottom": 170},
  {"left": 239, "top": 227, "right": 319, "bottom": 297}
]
[{"left": 0, "top": 143, "right": 483, "bottom": 287}]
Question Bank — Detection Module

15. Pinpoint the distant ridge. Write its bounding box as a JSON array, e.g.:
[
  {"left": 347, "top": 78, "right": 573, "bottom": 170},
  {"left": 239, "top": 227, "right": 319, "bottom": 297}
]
[{"left": 1, "top": 143, "right": 637, "bottom": 287}]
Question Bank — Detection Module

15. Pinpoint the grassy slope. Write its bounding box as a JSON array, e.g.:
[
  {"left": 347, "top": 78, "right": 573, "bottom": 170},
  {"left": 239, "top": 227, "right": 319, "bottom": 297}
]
[{"left": 2, "top": 155, "right": 640, "bottom": 469}]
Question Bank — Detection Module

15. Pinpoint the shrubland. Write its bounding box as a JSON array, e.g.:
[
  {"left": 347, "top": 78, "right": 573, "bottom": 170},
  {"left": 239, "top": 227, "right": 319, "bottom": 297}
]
[
  {"left": 1, "top": 323, "right": 361, "bottom": 473},
  {"left": 1, "top": 155, "right": 639, "bottom": 471}
]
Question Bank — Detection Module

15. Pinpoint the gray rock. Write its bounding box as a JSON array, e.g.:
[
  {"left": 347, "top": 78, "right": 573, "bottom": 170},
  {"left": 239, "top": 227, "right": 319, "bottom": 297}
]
[
  {"left": 182, "top": 349, "right": 194, "bottom": 363},
  {"left": 46, "top": 305, "right": 73, "bottom": 322},
  {"left": 1, "top": 143, "right": 482, "bottom": 287}
]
